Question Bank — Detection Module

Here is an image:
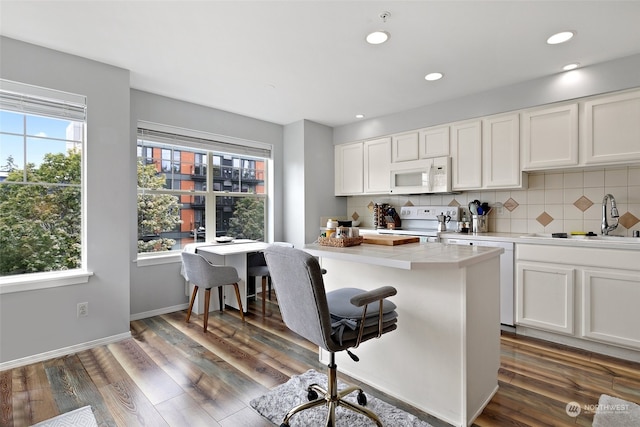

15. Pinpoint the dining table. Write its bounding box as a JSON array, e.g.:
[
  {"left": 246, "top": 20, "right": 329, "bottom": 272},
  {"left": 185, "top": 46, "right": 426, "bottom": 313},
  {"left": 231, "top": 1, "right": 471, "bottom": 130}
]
[{"left": 183, "top": 239, "right": 270, "bottom": 315}]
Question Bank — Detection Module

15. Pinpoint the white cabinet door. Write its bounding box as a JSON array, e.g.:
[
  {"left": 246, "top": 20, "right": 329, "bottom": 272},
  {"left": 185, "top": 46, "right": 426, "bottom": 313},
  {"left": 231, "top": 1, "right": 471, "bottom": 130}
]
[
  {"left": 581, "top": 269, "right": 640, "bottom": 350},
  {"left": 364, "top": 137, "right": 391, "bottom": 193},
  {"left": 451, "top": 120, "right": 482, "bottom": 190},
  {"left": 391, "top": 132, "right": 419, "bottom": 162},
  {"left": 419, "top": 126, "right": 449, "bottom": 158},
  {"left": 583, "top": 90, "right": 640, "bottom": 165},
  {"left": 516, "top": 262, "right": 575, "bottom": 335},
  {"left": 334, "top": 142, "right": 363, "bottom": 195},
  {"left": 482, "top": 113, "right": 523, "bottom": 188},
  {"left": 522, "top": 103, "right": 578, "bottom": 170}
]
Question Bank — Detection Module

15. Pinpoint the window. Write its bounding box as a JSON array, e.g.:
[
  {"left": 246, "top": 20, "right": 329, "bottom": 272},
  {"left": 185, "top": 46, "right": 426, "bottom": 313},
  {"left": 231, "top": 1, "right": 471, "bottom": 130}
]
[
  {"left": 136, "top": 125, "right": 270, "bottom": 255},
  {"left": 0, "top": 80, "right": 86, "bottom": 279}
]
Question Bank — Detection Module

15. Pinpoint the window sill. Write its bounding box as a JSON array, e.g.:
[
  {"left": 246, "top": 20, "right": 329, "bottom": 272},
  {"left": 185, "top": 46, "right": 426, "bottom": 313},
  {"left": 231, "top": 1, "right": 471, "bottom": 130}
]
[
  {"left": 135, "top": 252, "right": 182, "bottom": 267},
  {"left": 0, "top": 270, "right": 94, "bottom": 295}
]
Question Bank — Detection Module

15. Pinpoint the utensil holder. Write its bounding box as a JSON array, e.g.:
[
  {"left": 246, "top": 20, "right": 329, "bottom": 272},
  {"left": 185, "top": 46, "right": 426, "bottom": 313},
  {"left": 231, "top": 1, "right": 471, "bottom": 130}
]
[{"left": 472, "top": 215, "right": 488, "bottom": 233}]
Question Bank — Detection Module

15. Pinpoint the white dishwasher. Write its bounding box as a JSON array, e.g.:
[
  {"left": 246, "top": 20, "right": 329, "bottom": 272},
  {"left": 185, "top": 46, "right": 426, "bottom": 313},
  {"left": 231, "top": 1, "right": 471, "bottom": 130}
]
[{"left": 442, "top": 237, "right": 514, "bottom": 327}]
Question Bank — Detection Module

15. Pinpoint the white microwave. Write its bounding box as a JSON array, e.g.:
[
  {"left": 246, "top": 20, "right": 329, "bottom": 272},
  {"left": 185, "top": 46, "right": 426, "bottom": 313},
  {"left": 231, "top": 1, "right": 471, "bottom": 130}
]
[{"left": 389, "top": 156, "right": 452, "bottom": 194}]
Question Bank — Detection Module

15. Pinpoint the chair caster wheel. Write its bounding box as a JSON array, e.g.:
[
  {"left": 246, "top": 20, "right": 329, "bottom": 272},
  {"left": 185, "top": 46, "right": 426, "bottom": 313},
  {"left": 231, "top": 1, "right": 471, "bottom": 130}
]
[
  {"left": 357, "top": 391, "right": 367, "bottom": 406},
  {"left": 279, "top": 423, "right": 289, "bottom": 427},
  {"left": 307, "top": 388, "right": 318, "bottom": 401}
]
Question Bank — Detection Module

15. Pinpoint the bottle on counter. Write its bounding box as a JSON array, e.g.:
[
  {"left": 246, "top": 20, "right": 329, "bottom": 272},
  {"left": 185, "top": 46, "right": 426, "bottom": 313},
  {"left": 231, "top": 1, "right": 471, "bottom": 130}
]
[{"left": 326, "top": 219, "right": 338, "bottom": 237}]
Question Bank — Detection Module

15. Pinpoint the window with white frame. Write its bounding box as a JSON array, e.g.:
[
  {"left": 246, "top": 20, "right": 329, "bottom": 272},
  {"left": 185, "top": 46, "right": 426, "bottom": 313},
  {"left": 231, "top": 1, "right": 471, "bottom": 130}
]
[
  {"left": 0, "top": 80, "right": 86, "bottom": 278},
  {"left": 136, "top": 125, "right": 270, "bottom": 254}
]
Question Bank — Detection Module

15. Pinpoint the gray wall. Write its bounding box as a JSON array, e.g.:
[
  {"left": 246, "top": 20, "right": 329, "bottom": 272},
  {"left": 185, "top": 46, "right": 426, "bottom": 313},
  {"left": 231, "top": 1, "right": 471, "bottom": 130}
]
[
  {"left": 0, "top": 37, "right": 132, "bottom": 363},
  {"left": 334, "top": 53, "right": 640, "bottom": 144},
  {"left": 282, "top": 120, "right": 345, "bottom": 248}
]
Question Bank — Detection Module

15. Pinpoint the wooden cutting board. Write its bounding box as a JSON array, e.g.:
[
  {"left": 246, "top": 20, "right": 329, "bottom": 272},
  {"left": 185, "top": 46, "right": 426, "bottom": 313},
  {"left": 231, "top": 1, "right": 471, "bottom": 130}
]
[{"left": 363, "top": 235, "right": 420, "bottom": 246}]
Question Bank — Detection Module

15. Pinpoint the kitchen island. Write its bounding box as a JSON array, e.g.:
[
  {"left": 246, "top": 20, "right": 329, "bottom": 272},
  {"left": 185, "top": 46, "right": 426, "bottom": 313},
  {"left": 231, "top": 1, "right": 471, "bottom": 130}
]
[{"left": 303, "top": 241, "right": 503, "bottom": 427}]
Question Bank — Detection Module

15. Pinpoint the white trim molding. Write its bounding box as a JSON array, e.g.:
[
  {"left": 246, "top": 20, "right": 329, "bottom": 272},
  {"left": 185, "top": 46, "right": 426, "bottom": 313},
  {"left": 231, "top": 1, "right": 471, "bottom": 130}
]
[
  {"left": 130, "top": 303, "right": 189, "bottom": 321},
  {"left": 0, "top": 331, "right": 131, "bottom": 371}
]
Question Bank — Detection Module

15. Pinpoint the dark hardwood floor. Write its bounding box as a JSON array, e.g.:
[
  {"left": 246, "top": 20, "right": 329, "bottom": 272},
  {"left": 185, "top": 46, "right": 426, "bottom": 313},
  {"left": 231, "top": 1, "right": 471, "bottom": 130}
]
[{"left": 2, "top": 295, "right": 639, "bottom": 427}]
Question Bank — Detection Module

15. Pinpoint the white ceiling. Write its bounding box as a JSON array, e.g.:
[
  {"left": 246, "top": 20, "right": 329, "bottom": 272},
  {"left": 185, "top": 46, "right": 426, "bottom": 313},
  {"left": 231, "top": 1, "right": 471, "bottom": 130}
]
[{"left": 2, "top": 1, "right": 640, "bottom": 127}]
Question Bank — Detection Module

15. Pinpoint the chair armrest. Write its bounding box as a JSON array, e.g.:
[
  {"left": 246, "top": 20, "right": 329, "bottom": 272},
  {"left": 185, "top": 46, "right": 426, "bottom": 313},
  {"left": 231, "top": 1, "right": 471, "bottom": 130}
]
[{"left": 349, "top": 286, "right": 397, "bottom": 307}]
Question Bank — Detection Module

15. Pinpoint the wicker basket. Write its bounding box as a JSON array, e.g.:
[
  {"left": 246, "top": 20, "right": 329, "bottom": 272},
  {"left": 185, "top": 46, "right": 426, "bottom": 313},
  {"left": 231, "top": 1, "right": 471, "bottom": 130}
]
[{"left": 318, "top": 236, "right": 364, "bottom": 247}]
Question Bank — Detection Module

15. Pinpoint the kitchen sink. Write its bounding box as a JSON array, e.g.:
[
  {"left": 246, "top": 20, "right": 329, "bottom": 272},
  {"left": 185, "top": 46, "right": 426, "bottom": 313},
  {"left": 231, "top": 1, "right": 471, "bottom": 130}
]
[{"left": 520, "top": 233, "right": 640, "bottom": 245}]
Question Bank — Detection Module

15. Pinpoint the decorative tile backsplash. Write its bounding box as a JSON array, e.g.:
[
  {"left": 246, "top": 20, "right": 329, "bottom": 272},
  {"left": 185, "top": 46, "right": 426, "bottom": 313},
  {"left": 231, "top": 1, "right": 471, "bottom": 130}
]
[{"left": 346, "top": 166, "right": 640, "bottom": 236}]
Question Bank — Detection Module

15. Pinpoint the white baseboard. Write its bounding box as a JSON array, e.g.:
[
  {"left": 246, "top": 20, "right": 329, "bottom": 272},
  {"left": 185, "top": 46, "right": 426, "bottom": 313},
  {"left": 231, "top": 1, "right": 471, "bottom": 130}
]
[
  {"left": 130, "top": 303, "right": 189, "bottom": 321},
  {"left": 0, "top": 331, "right": 131, "bottom": 371}
]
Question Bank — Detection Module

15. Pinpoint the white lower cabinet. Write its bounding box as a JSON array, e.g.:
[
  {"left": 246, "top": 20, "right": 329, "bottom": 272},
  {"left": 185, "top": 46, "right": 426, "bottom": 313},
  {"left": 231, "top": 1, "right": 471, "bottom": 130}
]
[
  {"left": 581, "top": 269, "right": 640, "bottom": 349},
  {"left": 516, "top": 243, "right": 640, "bottom": 352},
  {"left": 516, "top": 262, "right": 574, "bottom": 335}
]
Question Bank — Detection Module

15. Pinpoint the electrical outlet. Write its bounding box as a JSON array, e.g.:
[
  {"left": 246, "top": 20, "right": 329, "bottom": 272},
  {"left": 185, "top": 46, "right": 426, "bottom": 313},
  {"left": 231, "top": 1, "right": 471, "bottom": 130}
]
[
  {"left": 77, "top": 302, "right": 88, "bottom": 317},
  {"left": 495, "top": 202, "right": 504, "bottom": 215}
]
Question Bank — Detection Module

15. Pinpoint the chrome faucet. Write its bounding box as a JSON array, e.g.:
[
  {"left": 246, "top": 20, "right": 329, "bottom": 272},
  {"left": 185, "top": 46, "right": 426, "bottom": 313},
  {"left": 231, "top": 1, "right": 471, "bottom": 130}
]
[{"left": 601, "top": 194, "right": 619, "bottom": 235}]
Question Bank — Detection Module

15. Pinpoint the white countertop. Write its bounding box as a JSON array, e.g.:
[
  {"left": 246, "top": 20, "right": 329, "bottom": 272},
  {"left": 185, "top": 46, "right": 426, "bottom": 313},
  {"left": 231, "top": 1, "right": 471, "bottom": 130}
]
[
  {"left": 440, "top": 231, "right": 640, "bottom": 250},
  {"left": 303, "top": 241, "right": 503, "bottom": 270}
]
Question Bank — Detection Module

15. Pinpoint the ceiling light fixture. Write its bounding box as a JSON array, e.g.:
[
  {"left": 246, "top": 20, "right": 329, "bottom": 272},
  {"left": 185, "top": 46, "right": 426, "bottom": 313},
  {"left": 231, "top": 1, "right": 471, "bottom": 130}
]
[
  {"left": 366, "top": 11, "right": 391, "bottom": 45},
  {"left": 547, "top": 31, "right": 575, "bottom": 45},
  {"left": 563, "top": 63, "right": 580, "bottom": 71},
  {"left": 425, "top": 72, "right": 444, "bottom": 81},
  {"left": 355, "top": 114, "right": 365, "bottom": 119}
]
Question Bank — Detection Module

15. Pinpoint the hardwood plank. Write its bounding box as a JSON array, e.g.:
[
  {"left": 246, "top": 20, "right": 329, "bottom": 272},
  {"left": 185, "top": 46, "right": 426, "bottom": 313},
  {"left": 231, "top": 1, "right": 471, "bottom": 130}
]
[
  {"left": 9, "top": 363, "right": 58, "bottom": 426},
  {"left": 43, "top": 355, "right": 114, "bottom": 426},
  {"left": 107, "top": 337, "right": 184, "bottom": 405},
  {"left": 98, "top": 377, "right": 168, "bottom": 427},
  {"left": 155, "top": 393, "right": 220, "bottom": 427},
  {"left": 0, "top": 369, "right": 13, "bottom": 427}
]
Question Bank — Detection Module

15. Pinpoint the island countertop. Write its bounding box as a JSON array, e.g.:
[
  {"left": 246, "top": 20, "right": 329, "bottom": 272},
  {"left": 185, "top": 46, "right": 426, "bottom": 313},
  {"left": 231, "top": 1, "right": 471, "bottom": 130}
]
[{"left": 303, "top": 241, "right": 503, "bottom": 270}]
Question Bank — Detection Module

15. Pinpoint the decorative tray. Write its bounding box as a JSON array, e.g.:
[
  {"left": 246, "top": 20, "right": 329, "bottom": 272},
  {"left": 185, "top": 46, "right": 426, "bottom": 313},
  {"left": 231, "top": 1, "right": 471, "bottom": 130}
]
[{"left": 318, "top": 236, "right": 364, "bottom": 247}]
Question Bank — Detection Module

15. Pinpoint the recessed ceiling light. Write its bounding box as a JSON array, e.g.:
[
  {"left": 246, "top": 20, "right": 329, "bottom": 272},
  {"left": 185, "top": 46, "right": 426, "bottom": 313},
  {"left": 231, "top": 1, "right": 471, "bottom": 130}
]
[
  {"left": 355, "top": 114, "right": 365, "bottom": 119},
  {"left": 366, "top": 11, "right": 391, "bottom": 45},
  {"left": 547, "top": 31, "right": 575, "bottom": 45},
  {"left": 425, "top": 72, "right": 444, "bottom": 81},
  {"left": 366, "top": 31, "right": 390, "bottom": 45},
  {"left": 563, "top": 63, "right": 580, "bottom": 71}
]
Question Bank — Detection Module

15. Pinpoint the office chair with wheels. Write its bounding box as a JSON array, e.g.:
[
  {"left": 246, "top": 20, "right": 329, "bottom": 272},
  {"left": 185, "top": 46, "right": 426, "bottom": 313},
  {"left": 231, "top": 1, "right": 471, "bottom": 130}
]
[
  {"left": 181, "top": 252, "right": 245, "bottom": 332},
  {"left": 263, "top": 245, "right": 398, "bottom": 427}
]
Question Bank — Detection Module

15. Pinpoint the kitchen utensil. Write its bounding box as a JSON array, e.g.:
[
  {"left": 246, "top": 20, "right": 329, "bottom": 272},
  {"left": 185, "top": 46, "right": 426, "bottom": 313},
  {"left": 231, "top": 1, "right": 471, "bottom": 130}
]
[
  {"left": 476, "top": 206, "right": 484, "bottom": 215},
  {"left": 468, "top": 200, "right": 479, "bottom": 215},
  {"left": 436, "top": 213, "right": 451, "bottom": 232}
]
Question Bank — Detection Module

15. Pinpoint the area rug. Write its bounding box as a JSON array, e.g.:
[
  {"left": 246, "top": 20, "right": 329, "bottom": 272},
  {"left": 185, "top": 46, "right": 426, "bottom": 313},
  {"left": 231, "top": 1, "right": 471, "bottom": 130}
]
[
  {"left": 31, "top": 406, "right": 97, "bottom": 427},
  {"left": 592, "top": 394, "right": 640, "bottom": 427},
  {"left": 250, "top": 369, "right": 433, "bottom": 426}
]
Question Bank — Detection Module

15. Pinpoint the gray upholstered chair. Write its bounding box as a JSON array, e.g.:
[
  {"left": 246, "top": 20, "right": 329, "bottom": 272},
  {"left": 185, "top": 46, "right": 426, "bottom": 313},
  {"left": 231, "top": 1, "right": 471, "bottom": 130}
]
[
  {"left": 181, "top": 252, "right": 245, "bottom": 332},
  {"left": 247, "top": 241, "right": 294, "bottom": 316},
  {"left": 263, "top": 245, "right": 398, "bottom": 427}
]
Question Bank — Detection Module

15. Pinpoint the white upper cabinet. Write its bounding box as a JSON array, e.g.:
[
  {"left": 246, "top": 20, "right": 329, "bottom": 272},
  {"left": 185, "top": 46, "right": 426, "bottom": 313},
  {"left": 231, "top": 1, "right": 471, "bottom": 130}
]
[
  {"left": 419, "top": 126, "right": 450, "bottom": 158},
  {"left": 334, "top": 142, "right": 363, "bottom": 195},
  {"left": 583, "top": 90, "right": 640, "bottom": 165},
  {"left": 364, "top": 137, "right": 391, "bottom": 193},
  {"left": 482, "top": 113, "right": 524, "bottom": 188},
  {"left": 522, "top": 103, "right": 579, "bottom": 170},
  {"left": 335, "top": 137, "right": 391, "bottom": 196},
  {"left": 391, "top": 132, "right": 419, "bottom": 162},
  {"left": 451, "top": 120, "right": 482, "bottom": 190}
]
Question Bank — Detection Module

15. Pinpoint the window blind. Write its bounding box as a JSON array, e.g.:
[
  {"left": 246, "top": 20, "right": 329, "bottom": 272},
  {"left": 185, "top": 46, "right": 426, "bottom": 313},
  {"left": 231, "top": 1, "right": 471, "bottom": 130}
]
[
  {"left": 138, "top": 124, "right": 272, "bottom": 159},
  {"left": 0, "top": 79, "right": 86, "bottom": 121}
]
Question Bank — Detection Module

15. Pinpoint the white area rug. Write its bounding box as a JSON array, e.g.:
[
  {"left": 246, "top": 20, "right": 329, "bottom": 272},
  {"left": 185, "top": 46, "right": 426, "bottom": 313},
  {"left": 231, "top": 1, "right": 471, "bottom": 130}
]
[
  {"left": 250, "top": 369, "right": 433, "bottom": 426},
  {"left": 31, "top": 406, "right": 98, "bottom": 427},
  {"left": 592, "top": 394, "right": 640, "bottom": 427}
]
